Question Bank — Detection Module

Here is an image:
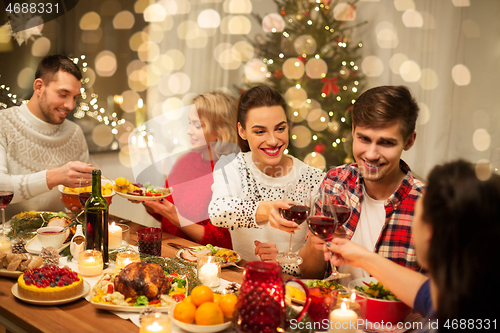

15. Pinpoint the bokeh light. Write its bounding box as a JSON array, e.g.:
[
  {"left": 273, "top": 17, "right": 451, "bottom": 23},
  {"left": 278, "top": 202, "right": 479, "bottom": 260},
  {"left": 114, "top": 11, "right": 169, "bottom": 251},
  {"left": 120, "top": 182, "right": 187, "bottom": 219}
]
[
  {"left": 113, "top": 10, "right": 135, "bottom": 29},
  {"left": 285, "top": 86, "right": 308, "bottom": 109},
  {"left": 198, "top": 9, "right": 221, "bottom": 28},
  {"left": 376, "top": 27, "right": 398, "bottom": 49},
  {"left": 291, "top": 125, "right": 312, "bottom": 148},
  {"left": 307, "top": 109, "right": 329, "bottom": 132},
  {"left": 304, "top": 152, "right": 326, "bottom": 170},
  {"left": 224, "top": 0, "right": 252, "bottom": 14},
  {"left": 233, "top": 41, "right": 254, "bottom": 61},
  {"left": 144, "top": 23, "right": 164, "bottom": 43},
  {"left": 143, "top": 4, "right": 166, "bottom": 22},
  {"left": 452, "top": 0, "right": 470, "bottom": 7},
  {"left": 81, "top": 28, "right": 103, "bottom": 44},
  {"left": 17, "top": 68, "right": 35, "bottom": 89},
  {"left": 294, "top": 35, "right": 317, "bottom": 55},
  {"left": 361, "top": 56, "right": 384, "bottom": 77},
  {"left": 244, "top": 59, "right": 267, "bottom": 82},
  {"left": 138, "top": 41, "right": 160, "bottom": 62},
  {"left": 394, "top": 0, "right": 415, "bottom": 11},
  {"left": 305, "top": 58, "right": 327, "bottom": 79},
  {"left": 80, "top": 12, "right": 101, "bottom": 30},
  {"left": 389, "top": 53, "right": 408, "bottom": 74},
  {"left": 452, "top": 64, "right": 471, "bottom": 86},
  {"left": 400, "top": 60, "right": 421, "bottom": 82},
  {"left": 419, "top": 68, "right": 439, "bottom": 90},
  {"left": 473, "top": 129, "right": 490, "bottom": 151},
  {"left": 31, "top": 37, "right": 51, "bottom": 57},
  {"left": 92, "top": 125, "right": 114, "bottom": 147},
  {"left": 333, "top": 3, "right": 356, "bottom": 21},
  {"left": 168, "top": 72, "right": 191, "bottom": 94},
  {"left": 129, "top": 31, "right": 150, "bottom": 51},
  {"left": 416, "top": 102, "right": 430, "bottom": 125},
  {"left": 262, "top": 13, "right": 285, "bottom": 32},
  {"left": 165, "top": 50, "right": 185, "bottom": 70},
  {"left": 120, "top": 90, "right": 141, "bottom": 113},
  {"left": 95, "top": 51, "right": 117, "bottom": 77},
  {"left": 283, "top": 58, "right": 305, "bottom": 79},
  {"left": 402, "top": 10, "right": 423, "bottom": 28}
]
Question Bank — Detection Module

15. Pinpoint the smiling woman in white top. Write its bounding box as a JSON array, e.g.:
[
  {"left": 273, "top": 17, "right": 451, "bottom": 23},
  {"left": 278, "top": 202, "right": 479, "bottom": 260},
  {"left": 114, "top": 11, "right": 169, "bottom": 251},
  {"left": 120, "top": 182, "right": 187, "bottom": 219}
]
[{"left": 209, "top": 85, "right": 325, "bottom": 276}]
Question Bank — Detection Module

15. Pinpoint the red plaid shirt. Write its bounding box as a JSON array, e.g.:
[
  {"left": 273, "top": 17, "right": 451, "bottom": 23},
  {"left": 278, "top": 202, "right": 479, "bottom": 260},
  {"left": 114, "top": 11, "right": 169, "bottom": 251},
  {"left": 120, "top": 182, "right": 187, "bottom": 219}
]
[{"left": 322, "top": 160, "right": 425, "bottom": 271}]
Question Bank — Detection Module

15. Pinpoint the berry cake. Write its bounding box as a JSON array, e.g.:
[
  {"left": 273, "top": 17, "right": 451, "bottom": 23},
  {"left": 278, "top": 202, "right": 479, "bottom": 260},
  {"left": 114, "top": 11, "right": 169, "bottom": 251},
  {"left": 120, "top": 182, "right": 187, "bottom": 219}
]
[{"left": 17, "top": 266, "right": 84, "bottom": 301}]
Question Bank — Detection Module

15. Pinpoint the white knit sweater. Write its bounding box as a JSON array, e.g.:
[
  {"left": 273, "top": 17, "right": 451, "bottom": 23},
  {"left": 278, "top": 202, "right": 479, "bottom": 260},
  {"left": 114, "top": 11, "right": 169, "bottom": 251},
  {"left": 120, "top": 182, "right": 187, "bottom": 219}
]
[
  {"left": 209, "top": 152, "right": 325, "bottom": 276},
  {"left": 0, "top": 103, "right": 90, "bottom": 218}
]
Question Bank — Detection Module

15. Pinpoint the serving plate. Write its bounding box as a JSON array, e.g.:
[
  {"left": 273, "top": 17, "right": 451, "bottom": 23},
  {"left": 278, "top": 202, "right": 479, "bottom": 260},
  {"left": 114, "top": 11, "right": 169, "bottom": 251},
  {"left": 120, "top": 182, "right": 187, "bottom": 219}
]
[
  {"left": 169, "top": 305, "right": 232, "bottom": 333},
  {"left": 90, "top": 301, "right": 173, "bottom": 313},
  {"left": 25, "top": 235, "right": 70, "bottom": 255},
  {"left": 176, "top": 248, "right": 242, "bottom": 268},
  {"left": 115, "top": 187, "right": 172, "bottom": 201},
  {"left": 12, "top": 281, "right": 90, "bottom": 305}
]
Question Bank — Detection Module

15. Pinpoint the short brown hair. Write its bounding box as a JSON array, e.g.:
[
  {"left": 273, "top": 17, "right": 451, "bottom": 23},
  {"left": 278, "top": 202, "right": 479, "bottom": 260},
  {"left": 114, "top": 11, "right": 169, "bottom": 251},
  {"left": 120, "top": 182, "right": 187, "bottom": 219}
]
[
  {"left": 35, "top": 54, "right": 82, "bottom": 84},
  {"left": 237, "top": 85, "right": 287, "bottom": 152},
  {"left": 351, "top": 85, "right": 419, "bottom": 139},
  {"left": 192, "top": 91, "right": 238, "bottom": 159}
]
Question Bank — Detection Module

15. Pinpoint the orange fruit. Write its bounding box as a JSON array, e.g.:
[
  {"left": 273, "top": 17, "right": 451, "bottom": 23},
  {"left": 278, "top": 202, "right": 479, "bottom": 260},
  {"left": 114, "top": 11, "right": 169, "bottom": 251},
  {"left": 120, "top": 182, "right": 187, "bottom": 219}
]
[
  {"left": 213, "top": 293, "right": 222, "bottom": 306},
  {"left": 194, "top": 302, "right": 224, "bottom": 326},
  {"left": 219, "top": 294, "right": 238, "bottom": 318},
  {"left": 190, "top": 285, "right": 214, "bottom": 307},
  {"left": 183, "top": 295, "right": 193, "bottom": 304},
  {"left": 173, "top": 301, "right": 196, "bottom": 324}
]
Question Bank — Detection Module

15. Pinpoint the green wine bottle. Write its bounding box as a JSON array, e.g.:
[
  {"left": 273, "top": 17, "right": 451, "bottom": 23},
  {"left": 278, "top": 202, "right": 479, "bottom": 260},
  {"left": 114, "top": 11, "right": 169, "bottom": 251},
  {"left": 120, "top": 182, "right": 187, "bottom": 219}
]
[{"left": 84, "top": 169, "right": 109, "bottom": 268}]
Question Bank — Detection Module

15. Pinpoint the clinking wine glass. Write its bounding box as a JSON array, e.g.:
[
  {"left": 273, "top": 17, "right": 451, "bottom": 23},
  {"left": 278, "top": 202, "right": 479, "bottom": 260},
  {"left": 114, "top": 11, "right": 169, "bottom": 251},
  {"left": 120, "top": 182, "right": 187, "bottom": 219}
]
[
  {"left": 0, "top": 189, "right": 14, "bottom": 237},
  {"left": 308, "top": 184, "right": 352, "bottom": 280},
  {"left": 275, "top": 182, "right": 311, "bottom": 265}
]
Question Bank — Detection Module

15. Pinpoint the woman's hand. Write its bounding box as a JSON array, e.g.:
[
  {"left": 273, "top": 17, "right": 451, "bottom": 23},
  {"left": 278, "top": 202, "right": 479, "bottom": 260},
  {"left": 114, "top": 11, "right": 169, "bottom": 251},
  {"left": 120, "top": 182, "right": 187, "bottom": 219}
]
[
  {"left": 254, "top": 240, "right": 279, "bottom": 262},
  {"left": 142, "top": 199, "right": 180, "bottom": 227},
  {"left": 324, "top": 238, "right": 371, "bottom": 268},
  {"left": 268, "top": 200, "right": 299, "bottom": 233}
]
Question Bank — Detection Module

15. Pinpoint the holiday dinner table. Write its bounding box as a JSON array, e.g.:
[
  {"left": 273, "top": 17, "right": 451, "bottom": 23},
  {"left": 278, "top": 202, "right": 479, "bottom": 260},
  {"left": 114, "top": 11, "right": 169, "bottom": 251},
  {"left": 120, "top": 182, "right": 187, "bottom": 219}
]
[{"left": 0, "top": 218, "right": 248, "bottom": 333}]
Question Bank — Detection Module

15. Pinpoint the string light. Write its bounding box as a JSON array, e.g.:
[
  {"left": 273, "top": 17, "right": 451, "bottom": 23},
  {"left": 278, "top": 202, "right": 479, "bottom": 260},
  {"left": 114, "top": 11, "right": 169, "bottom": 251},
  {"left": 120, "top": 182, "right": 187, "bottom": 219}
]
[{"left": 72, "top": 55, "right": 126, "bottom": 136}]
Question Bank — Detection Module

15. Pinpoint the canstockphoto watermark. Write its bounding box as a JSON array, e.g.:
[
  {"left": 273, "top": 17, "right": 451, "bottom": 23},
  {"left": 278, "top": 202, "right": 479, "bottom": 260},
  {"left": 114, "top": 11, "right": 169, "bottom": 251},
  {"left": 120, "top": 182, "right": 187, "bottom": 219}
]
[{"left": 289, "top": 319, "right": 424, "bottom": 331}]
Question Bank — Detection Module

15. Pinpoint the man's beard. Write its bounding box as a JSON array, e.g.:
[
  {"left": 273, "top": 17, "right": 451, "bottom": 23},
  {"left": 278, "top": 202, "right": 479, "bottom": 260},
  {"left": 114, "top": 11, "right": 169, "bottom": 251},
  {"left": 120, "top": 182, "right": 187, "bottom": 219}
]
[{"left": 39, "top": 93, "right": 65, "bottom": 125}]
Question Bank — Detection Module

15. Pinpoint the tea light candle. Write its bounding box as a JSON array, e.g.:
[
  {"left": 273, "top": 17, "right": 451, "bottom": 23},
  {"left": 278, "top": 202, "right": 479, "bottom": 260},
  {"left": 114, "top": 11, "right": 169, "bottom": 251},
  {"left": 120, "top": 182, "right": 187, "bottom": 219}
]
[
  {"left": 108, "top": 222, "right": 122, "bottom": 249},
  {"left": 328, "top": 302, "right": 358, "bottom": 333},
  {"left": 115, "top": 250, "right": 140, "bottom": 269},
  {"left": 0, "top": 236, "right": 12, "bottom": 254},
  {"left": 140, "top": 313, "right": 171, "bottom": 333},
  {"left": 78, "top": 250, "right": 103, "bottom": 277},
  {"left": 199, "top": 262, "right": 219, "bottom": 287}
]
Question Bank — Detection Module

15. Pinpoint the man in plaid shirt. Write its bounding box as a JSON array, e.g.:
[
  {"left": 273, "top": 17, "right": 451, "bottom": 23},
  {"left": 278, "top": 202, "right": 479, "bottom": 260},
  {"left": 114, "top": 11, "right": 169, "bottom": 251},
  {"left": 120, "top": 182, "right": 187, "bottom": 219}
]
[{"left": 297, "top": 85, "right": 425, "bottom": 280}]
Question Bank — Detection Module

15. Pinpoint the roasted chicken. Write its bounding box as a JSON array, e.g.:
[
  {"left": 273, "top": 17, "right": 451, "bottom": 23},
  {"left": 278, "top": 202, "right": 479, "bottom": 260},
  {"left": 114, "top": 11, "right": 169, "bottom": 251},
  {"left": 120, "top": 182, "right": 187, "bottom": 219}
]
[{"left": 113, "top": 262, "right": 170, "bottom": 300}]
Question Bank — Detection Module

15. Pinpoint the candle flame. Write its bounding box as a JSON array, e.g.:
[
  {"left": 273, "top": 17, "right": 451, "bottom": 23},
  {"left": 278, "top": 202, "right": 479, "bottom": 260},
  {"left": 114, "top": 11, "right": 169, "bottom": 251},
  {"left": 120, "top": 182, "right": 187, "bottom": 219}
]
[
  {"left": 351, "top": 292, "right": 356, "bottom": 301},
  {"left": 341, "top": 302, "right": 347, "bottom": 311},
  {"left": 111, "top": 222, "right": 116, "bottom": 227}
]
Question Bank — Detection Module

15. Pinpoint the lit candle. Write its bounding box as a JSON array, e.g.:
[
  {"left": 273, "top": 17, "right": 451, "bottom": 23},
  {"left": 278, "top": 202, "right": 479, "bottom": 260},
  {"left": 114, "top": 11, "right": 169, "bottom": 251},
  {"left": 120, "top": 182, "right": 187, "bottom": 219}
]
[
  {"left": 328, "top": 302, "right": 358, "bottom": 333},
  {"left": 78, "top": 250, "right": 103, "bottom": 277},
  {"left": 199, "top": 262, "right": 219, "bottom": 287},
  {"left": 108, "top": 222, "right": 122, "bottom": 249},
  {"left": 140, "top": 313, "right": 171, "bottom": 333},
  {"left": 115, "top": 250, "right": 140, "bottom": 269},
  {"left": 0, "top": 236, "right": 12, "bottom": 254}
]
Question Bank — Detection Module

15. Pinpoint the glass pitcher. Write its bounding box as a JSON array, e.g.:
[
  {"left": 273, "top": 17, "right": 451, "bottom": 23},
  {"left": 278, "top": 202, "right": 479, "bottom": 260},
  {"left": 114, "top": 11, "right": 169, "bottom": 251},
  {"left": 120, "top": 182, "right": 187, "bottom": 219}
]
[{"left": 233, "top": 261, "right": 311, "bottom": 333}]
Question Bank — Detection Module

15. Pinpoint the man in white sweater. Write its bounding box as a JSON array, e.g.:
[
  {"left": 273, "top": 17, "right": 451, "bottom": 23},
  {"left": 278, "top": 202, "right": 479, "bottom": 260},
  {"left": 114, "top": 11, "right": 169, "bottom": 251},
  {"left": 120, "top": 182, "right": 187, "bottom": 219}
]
[{"left": 0, "top": 54, "right": 94, "bottom": 219}]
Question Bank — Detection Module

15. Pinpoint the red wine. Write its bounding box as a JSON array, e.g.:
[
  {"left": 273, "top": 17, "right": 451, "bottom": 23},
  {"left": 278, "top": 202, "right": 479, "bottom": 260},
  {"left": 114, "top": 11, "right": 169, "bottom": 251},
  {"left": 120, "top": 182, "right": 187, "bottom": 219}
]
[
  {"left": 79, "top": 192, "right": 91, "bottom": 207},
  {"left": 137, "top": 237, "right": 162, "bottom": 256},
  {"left": 308, "top": 216, "right": 336, "bottom": 241},
  {"left": 0, "top": 191, "right": 13, "bottom": 209},
  {"left": 333, "top": 205, "right": 351, "bottom": 226},
  {"left": 85, "top": 170, "right": 109, "bottom": 267},
  {"left": 280, "top": 205, "right": 310, "bottom": 224}
]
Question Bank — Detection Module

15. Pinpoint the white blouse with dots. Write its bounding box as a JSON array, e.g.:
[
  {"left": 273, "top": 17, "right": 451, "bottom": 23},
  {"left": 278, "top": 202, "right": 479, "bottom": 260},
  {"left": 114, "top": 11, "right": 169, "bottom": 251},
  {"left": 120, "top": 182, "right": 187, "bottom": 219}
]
[{"left": 209, "top": 151, "right": 325, "bottom": 276}]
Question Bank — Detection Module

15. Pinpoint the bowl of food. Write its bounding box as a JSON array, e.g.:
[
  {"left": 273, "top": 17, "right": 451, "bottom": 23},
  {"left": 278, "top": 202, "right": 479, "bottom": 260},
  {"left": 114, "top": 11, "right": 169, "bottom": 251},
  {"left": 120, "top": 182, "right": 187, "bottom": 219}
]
[
  {"left": 348, "top": 277, "right": 411, "bottom": 324},
  {"left": 37, "top": 226, "right": 67, "bottom": 249},
  {"left": 59, "top": 179, "right": 115, "bottom": 210}
]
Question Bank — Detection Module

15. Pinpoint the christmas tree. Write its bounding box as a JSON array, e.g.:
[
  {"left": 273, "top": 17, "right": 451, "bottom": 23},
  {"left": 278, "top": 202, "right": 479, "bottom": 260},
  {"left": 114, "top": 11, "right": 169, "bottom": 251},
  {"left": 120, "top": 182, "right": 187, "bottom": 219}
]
[{"left": 244, "top": 0, "right": 366, "bottom": 169}]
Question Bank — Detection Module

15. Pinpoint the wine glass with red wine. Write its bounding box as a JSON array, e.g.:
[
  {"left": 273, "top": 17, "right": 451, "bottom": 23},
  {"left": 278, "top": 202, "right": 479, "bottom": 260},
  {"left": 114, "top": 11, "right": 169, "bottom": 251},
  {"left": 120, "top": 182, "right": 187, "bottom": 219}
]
[
  {"left": 275, "top": 182, "right": 311, "bottom": 265},
  {"left": 0, "top": 190, "right": 14, "bottom": 236},
  {"left": 308, "top": 184, "right": 352, "bottom": 280}
]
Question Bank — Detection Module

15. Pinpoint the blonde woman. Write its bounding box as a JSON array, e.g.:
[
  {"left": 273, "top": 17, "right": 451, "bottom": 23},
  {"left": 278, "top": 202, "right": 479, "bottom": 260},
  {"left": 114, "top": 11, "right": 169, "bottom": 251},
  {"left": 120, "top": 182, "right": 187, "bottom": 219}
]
[{"left": 143, "top": 92, "right": 238, "bottom": 248}]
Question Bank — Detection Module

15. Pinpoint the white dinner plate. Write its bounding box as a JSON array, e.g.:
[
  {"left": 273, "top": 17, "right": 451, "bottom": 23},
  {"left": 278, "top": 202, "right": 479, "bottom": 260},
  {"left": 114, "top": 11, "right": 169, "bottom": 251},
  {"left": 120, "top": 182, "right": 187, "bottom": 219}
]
[
  {"left": 175, "top": 248, "right": 242, "bottom": 268},
  {"left": 25, "top": 235, "right": 70, "bottom": 255},
  {"left": 89, "top": 301, "right": 173, "bottom": 313},
  {"left": 169, "top": 305, "right": 232, "bottom": 332},
  {"left": 114, "top": 187, "right": 172, "bottom": 201},
  {"left": 12, "top": 281, "right": 90, "bottom": 305}
]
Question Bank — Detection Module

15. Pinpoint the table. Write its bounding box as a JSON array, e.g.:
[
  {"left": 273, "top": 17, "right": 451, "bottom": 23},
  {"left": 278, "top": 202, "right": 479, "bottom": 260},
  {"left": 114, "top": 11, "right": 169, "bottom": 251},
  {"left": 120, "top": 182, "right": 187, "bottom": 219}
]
[{"left": 0, "top": 220, "right": 247, "bottom": 333}]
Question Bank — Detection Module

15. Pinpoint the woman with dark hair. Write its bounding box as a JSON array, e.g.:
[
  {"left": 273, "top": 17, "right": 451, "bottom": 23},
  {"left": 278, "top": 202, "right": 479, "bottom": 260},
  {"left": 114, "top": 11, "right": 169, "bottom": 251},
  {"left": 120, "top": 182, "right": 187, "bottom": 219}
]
[
  {"left": 325, "top": 160, "right": 500, "bottom": 330},
  {"left": 209, "top": 85, "right": 325, "bottom": 276}
]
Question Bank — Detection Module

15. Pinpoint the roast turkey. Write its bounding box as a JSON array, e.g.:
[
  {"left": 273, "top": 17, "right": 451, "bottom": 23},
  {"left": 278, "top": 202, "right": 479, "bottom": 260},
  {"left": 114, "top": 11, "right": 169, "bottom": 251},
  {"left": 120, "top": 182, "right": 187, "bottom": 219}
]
[{"left": 113, "top": 262, "right": 170, "bottom": 300}]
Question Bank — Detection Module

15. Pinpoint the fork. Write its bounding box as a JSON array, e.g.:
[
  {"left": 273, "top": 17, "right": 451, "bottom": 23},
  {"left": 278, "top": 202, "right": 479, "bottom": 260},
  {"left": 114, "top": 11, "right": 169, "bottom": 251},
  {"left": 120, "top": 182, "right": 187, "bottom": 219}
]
[{"left": 225, "top": 262, "right": 245, "bottom": 270}]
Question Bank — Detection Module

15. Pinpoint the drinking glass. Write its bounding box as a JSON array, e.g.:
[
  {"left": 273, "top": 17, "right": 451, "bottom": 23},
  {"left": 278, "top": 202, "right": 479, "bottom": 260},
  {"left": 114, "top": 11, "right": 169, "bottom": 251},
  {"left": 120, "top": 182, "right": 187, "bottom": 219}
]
[
  {"left": 137, "top": 227, "right": 162, "bottom": 256},
  {"left": 308, "top": 184, "right": 352, "bottom": 280},
  {"left": 0, "top": 188, "right": 14, "bottom": 237},
  {"left": 275, "top": 182, "right": 311, "bottom": 265}
]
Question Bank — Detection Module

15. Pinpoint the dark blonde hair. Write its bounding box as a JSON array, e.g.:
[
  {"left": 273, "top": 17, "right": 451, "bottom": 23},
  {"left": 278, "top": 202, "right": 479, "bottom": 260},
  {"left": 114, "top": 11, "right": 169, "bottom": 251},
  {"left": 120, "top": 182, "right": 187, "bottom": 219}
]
[
  {"left": 351, "top": 85, "right": 419, "bottom": 139},
  {"left": 236, "top": 85, "right": 287, "bottom": 152},
  {"left": 192, "top": 92, "right": 238, "bottom": 159}
]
